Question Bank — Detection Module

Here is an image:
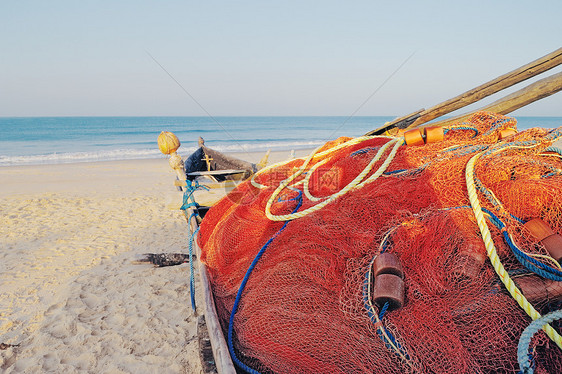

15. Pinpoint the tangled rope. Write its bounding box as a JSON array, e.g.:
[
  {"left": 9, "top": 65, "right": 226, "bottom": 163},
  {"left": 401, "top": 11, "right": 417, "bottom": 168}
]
[
  {"left": 261, "top": 137, "right": 402, "bottom": 221},
  {"left": 518, "top": 309, "right": 562, "bottom": 373}
]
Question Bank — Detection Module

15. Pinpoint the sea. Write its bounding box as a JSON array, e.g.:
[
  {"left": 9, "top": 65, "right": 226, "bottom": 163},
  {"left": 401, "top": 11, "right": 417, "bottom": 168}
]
[{"left": 1, "top": 116, "right": 561, "bottom": 166}]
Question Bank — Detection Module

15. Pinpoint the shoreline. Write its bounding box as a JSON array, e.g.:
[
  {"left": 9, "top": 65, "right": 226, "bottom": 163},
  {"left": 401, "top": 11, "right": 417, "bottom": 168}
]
[{"left": 0, "top": 150, "right": 310, "bottom": 196}]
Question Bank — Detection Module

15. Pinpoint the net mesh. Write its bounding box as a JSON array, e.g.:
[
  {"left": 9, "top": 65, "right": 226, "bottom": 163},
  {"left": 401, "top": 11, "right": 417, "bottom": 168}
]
[{"left": 198, "top": 112, "right": 562, "bottom": 373}]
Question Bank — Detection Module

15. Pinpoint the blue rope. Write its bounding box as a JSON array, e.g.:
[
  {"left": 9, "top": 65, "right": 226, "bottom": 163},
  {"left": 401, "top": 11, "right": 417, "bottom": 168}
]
[
  {"left": 378, "top": 301, "right": 390, "bottom": 319},
  {"left": 352, "top": 146, "right": 380, "bottom": 156},
  {"left": 381, "top": 235, "right": 392, "bottom": 253},
  {"left": 444, "top": 126, "right": 479, "bottom": 137},
  {"left": 442, "top": 206, "right": 560, "bottom": 279},
  {"left": 384, "top": 169, "right": 408, "bottom": 175},
  {"left": 180, "top": 180, "right": 209, "bottom": 211},
  {"left": 542, "top": 171, "right": 562, "bottom": 179},
  {"left": 361, "top": 266, "right": 410, "bottom": 360},
  {"left": 482, "top": 140, "right": 537, "bottom": 157},
  {"left": 545, "top": 128, "right": 562, "bottom": 141},
  {"left": 189, "top": 225, "right": 200, "bottom": 311},
  {"left": 481, "top": 208, "right": 562, "bottom": 281},
  {"left": 441, "top": 144, "right": 485, "bottom": 154},
  {"left": 544, "top": 146, "right": 562, "bottom": 156},
  {"left": 482, "top": 116, "right": 515, "bottom": 136},
  {"left": 227, "top": 191, "right": 303, "bottom": 374},
  {"left": 276, "top": 188, "right": 304, "bottom": 203},
  {"left": 383, "top": 165, "right": 427, "bottom": 177},
  {"left": 517, "top": 309, "right": 562, "bottom": 374},
  {"left": 504, "top": 233, "right": 562, "bottom": 281},
  {"left": 361, "top": 225, "right": 410, "bottom": 360},
  {"left": 180, "top": 179, "right": 209, "bottom": 312}
]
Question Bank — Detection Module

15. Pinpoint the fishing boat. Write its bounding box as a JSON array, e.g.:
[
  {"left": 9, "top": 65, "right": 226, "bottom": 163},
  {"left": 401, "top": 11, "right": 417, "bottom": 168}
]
[
  {"left": 159, "top": 133, "right": 269, "bottom": 211},
  {"left": 157, "top": 133, "right": 269, "bottom": 373},
  {"left": 160, "top": 48, "right": 562, "bottom": 374}
]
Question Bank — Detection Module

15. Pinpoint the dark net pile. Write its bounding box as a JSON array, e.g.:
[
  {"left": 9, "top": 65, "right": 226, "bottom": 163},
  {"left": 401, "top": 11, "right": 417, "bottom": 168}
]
[{"left": 198, "top": 112, "right": 562, "bottom": 373}]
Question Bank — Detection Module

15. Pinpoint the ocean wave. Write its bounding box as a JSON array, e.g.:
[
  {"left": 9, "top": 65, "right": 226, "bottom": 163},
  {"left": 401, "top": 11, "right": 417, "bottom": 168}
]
[
  {"left": 210, "top": 140, "right": 323, "bottom": 153},
  {"left": 0, "top": 140, "right": 323, "bottom": 166},
  {"left": 0, "top": 149, "right": 165, "bottom": 166}
]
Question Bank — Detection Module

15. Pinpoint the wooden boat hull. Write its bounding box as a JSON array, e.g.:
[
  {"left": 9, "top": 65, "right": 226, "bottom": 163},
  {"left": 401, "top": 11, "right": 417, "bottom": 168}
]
[{"left": 186, "top": 206, "right": 236, "bottom": 374}]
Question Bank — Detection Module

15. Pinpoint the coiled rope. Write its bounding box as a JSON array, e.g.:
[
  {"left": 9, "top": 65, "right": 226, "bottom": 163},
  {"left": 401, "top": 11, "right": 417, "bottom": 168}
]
[
  {"left": 251, "top": 135, "right": 390, "bottom": 190},
  {"left": 265, "top": 138, "right": 403, "bottom": 221},
  {"left": 517, "top": 309, "right": 562, "bottom": 374}
]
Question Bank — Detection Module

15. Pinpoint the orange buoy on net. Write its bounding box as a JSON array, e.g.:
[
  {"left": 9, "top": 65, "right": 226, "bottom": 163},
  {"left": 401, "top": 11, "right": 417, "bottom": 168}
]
[
  {"left": 525, "top": 218, "right": 555, "bottom": 241},
  {"left": 524, "top": 218, "right": 562, "bottom": 263},
  {"left": 373, "top": 274, "right": 405, "bottom": 310},
  {"left": 404, "top": 128, "right": 424, "bottom": 146},
  {"left": 372, "top": 253, "right": 405, "bottom": 310},
  {"left": 454, "top": 240, "right": 487, "bottom": 281},
  {"left": 542, "top": 234, "right": 562, "bottom": 264},
  {"left": 373, "top": 252, "right": 404, "bottom": 277},
  {"left": 423, "top": 126, "right": 444, "bottom": 144},
  {"left": 499, "top": 128, "right": 517, "bottom": 139},
  {"left": 513, "top": 274, "right": 562, "bottom": 304}
]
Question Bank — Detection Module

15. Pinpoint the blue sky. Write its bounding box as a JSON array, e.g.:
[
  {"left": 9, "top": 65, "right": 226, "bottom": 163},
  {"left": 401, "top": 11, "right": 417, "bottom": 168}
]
[{"left": 1, "top": 1, "right": 561, "bottom": 116}]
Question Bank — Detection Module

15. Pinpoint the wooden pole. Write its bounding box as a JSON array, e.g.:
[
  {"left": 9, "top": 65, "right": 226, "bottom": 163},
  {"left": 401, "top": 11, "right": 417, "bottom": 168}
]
[
  {"left": 423, "top": 71, "right": 562, "bottom": 129},
  {"left": 410, "top": 48, "right": 562, "bottom": 127},
  {"left": 367, "top": 48, "right": 562, "bottom": 135},
  {"left": 364, "top": 109, "right": 424, "bottom": 136}
]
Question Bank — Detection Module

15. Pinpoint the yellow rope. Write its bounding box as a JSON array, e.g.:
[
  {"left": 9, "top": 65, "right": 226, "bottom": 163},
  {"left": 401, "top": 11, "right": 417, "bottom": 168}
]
[
  {"left": 251, "top": 135, "right": 393, "bottom": 190},
  {"left": 540, "top": 152, "right": 562, "bottom": 161},
  {"left": 465, "top": 151, "right": 562, "bottom": 349},
  {"left": 265, "top": 138, "right": 402, "bottom": 221},
  {"left": 303, "top": 157, "right": 331, "bottom": 202}
]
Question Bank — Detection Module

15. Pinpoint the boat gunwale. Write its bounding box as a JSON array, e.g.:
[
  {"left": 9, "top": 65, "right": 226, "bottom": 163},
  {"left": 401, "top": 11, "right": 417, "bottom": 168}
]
[{"left": 187, "top": 206, "right": 237, "bottom": 374}]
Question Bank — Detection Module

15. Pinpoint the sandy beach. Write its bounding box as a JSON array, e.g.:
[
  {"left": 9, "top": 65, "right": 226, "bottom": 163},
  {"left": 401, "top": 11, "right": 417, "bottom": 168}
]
[
  {"left": 0, "top": 157, "right": 202, "bottom": 373},
  {"left": 0, "top": 150, "right": 299, "bottom": 373}
]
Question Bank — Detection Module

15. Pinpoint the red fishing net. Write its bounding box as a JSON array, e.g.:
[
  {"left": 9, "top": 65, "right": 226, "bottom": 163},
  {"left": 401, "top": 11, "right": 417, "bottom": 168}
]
[{"left": 199, "top": 112, "right": 562, "bottom": 373}]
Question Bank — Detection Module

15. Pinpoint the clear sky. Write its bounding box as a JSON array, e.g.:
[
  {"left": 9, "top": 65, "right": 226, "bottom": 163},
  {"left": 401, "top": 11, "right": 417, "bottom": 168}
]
[{"left": 1, "top": 0, "right": 561, "bottom": 117}]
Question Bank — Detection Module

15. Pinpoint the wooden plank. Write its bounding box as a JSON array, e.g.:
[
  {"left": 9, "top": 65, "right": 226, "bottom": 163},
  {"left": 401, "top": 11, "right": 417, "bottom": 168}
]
[
  {"left": 409, "top": 48, "right": 562, "bottom": 127},
  {"left": 187, "top": 209, "right": 237, "bottom": 374},
  {"left": 202, "top": 146, "right": 256, "bottom": 178},
  {"left": 174, "top": 180, "right": 240, "bottom": 190},
  {"left": 187, "top": 169, "right": 247, "bottom": 177},
  {"left": 197, "top": 315, "right": 218, "bottom": 374},
  {"left": 425, "top": 71, "right": 562, "bottom": 129}
]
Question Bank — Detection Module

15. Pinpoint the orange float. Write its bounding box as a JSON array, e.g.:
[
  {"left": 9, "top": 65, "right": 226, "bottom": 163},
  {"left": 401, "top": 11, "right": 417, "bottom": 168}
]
[
  {"left": 404, "top": 128, "right": 424, "bottom": 146},
  {"left": 525, "top": 218, "right": 562, "bottom": 262},
  {"left": 373, "top": 274, "right": 405, "bottom": 310},
  {"left": 372, "top": 253, "right": 405, "bottom": 310},
  {"left": 513, "top": 275, "right": 562, "bottom": 303},
  {"left": 499, "top": 128, "right": 517, "bottom": 139},
  {"left": 424, "top": 126, "right": 444, "bottom": 144},
  {"left": 373, "top": 252, "right": 404, "bottom": 277}
]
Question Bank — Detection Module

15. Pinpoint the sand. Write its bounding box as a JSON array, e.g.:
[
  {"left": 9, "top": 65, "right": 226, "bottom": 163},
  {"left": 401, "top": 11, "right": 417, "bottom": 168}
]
[{"left": 0, "top": 150, "right": 300, "bottom": 373}]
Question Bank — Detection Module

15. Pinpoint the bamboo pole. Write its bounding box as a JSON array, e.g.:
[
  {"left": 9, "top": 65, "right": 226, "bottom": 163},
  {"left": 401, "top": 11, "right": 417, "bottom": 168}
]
[
  {"left": 410, "top": 48, "right": 562, "bottom": 127},
  {"left": 423, "top": 71, "right": 562, "bottom": 129},
  {"left": 367, "top": 48, "right": 562, "bottom": 135}
]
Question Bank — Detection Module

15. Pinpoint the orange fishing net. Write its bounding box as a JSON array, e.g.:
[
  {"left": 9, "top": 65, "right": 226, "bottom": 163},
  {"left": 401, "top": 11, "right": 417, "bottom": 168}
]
[{"left": 199, "top": 112, "right": 562, "bottom": 373}]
